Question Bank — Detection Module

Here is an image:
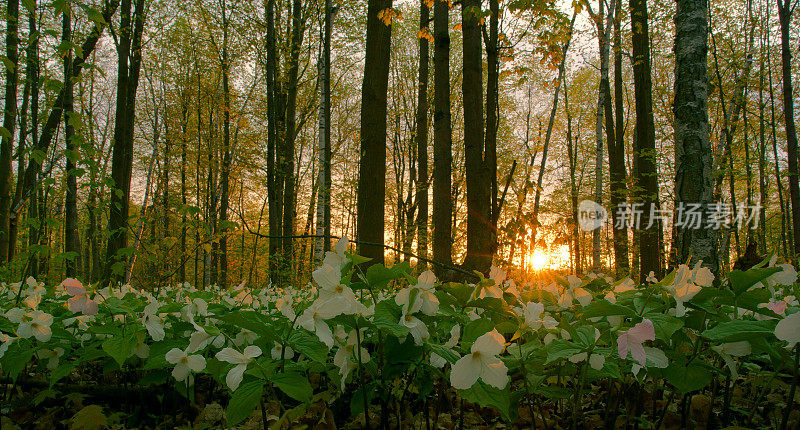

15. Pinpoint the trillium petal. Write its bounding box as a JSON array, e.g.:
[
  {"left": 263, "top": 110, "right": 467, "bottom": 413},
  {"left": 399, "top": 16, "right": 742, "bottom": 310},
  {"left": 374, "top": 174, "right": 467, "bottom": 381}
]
[
  {"left": 216, "top": 347, "right": 246, "bottom": 364},
  {"left": 165, "top": 348, "right": 185, "bottom": 364},
  {"left": 243, "top": 345, "right": 262, "bottom": 360},
  {"left": 450, "top": 355, "right": 481, "bottom": 390},
  {"left": 172, "top": 363, "right": 190, "bottom": 381},
  {"left": 226, "top": 363, "right": 247, "bottom": 391},
  {"left": 775, "top": 312, "right": 800, "bottom": 347},
  {"left": 472, "top": 329, "right": 505, "bottom": 356},
  {"left": 480, "top": 356, "right": 509, "bottom": 389},
  {"left": 186, "top": 355, "right": 207, "bottom": 372}
]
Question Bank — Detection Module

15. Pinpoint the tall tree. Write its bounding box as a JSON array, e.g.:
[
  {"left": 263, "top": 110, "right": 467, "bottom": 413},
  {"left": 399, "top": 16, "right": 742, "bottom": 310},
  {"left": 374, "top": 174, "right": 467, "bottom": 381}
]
[
  {"left": 609, "top": 0, "right": 630, "bottom": 275},
  {"left": 485, "top": 0, "right": 500, "bottom": 241},
  {"left": 219, "top": 0, "right": 232, "bottom": 288},
  {"left": 778, "top": 0, "right": 800, "bottom": 257},
  {"left": 674, "top": 0, "right": 717, "bottom": 273},
  {"left": 314, "top": 0, "right": 333, "bottom": 264},
  {"left": 356, "top": 0, "right": 393, "bottom": 266},
  {"left": 63, "top": 3, "right": 81, "bottom": 277},
  {"left": 283, "top": 0, "right": 304, "bottom": 277},
  {"left": 432, "top": 0, "right": 453, "bottom": 274},
  {"left": 461, "top": 0, "right": 491, "bottom": 273},
  {"left": 104, "top": 0, "right": 146, "bottom": 283},
  {"left": 630, "top": 0, "right": 660, "bottom": 281},
  {"left": 415, "top": 0, "right": 430, "bottom": 270},
  {"left": 0, "top": 0, "right": 20, "bottom": 264}
]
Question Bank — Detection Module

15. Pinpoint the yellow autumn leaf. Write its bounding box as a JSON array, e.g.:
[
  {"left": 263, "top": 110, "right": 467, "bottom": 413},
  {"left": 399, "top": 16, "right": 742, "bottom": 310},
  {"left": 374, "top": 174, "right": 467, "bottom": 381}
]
[
  {"left": 453, "top": 23, "right": 462, "bottom": 31},
  {"left": 70, "top": 405, "right": 107, "bottom": 430},
  {"left": 417, "top": 28, "right": 434, "bottom": 42}
]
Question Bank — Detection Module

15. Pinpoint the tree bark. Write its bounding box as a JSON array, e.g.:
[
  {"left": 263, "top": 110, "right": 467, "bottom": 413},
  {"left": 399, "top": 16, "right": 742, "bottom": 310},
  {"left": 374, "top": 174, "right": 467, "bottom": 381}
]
[
  {"left": 485, "top": 0, "right": 500, "bottom": 251},
  {"left": 610, "top": 0, "right": 630, "bottom": 275},
  {"left": 432, "top": 0, "right": 453, "bottom": 274},
  {"left": 356, "top": 0, "right": 393, "bottom": 266},
  {"left": 282, "top": 0, "right": 304, "bottom": 281},
  {"left": 778, "top": 0, "right": 800, "bottom": 257},
  {"left": 461, "top": 0, "right": 491, "bottom": 273},
  {"left": 63, "top": 4, "right": 81, "bottom": 277},
  {"left": 314, "top": 0, "right": 333, "bottom": 264},
  {"left": 630, "top": 0, "right": 661, "bottom": 281},
  {"left": 674, "top": 0, "right": 717, "bottom": 275},
  {"left": 416, "top": 0, "right": 430, "bottom": 270},
  {"left": 0, "top": 0, "right": 20, "bottom": 264},
  {"left": 219, "top": 0, "right": 232, "bottom": 288},
  {"left": 103, "top": 0, "right": 146, "bottom": 283}
]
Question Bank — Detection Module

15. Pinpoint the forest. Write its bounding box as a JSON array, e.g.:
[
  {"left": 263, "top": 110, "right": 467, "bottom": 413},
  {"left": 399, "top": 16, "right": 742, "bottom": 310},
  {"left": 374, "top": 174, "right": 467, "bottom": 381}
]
[{"left": 1, "top": 0, "right": 800, "bottom": 428}]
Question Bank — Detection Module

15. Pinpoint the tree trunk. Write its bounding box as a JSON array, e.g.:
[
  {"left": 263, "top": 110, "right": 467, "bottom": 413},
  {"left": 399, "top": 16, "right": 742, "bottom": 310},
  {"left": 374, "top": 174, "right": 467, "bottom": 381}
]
[
  {"left": 283, "top": 0, "right": 303, "bottom": 282},
  {"left": 432, "top": 0, "right": 453, "bottom": 274},
  {"left": 630, "top": 0, "right": 660, "bottom": 282},
  {"left": 564, "top": 82, "right": 582, "bottom": 275},
  {"left": 180, "top": 97, "right": 188, "bottom": 284},
  {"left": 266, "top": 0, "right": 280, "bottom": 282},
  {"left": 778, "top": 0, "right": 800, "bottom": 257},
  {"left": 104, "top": 0, "right": 145, "bottom": 283},
  {"left": 313, "top": 0, "right": 332, "bottom": 264},
  {"left": 531, "top": 13, "right": 577, "bottom": 250},
  {"left": 609, "top": 0, "right": 630, "bottom": 275},
  {"left": 10, "top": 1, "right": 38, "bottom": 263},
  {"left": 63, "top": 5, "right": 81, "bottom": 277},
  {"left": 674, "top": 0, "right": 717, "bottom": 275},
  {"left": 219, "top": 0, "right": 232, "bottom": 288},
  {"left": 356, "top": 0, "right": 392, "bottom": 266},
  {"left": 0, "top": 0, "right": 20, "bottom": 265},
  {"left": 416, "top": 0, "right": 430, "bottom": 270},
  {"left": 767, "top": 14, "right": 789, "bottom": 257},
  {"left": 485, "top": 0, "right": 500, "bottom": 254},
  {"left": 461, "top": 0, "right": 491, "bottom": 274}
]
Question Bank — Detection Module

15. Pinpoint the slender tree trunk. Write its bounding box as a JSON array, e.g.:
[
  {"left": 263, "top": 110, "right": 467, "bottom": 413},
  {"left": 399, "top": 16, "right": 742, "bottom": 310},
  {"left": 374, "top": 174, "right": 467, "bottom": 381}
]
[
  {"left": 674, "top": 0, "right": 717, "bottom": 275},
  {"left": 11, "top": 1, "right": 38, "bottom": 263},
  {"left": 485, "top": 0, "right": 500, "bottom": 256},
  {"left": 266, "top": 0, "right": 280, "bottom": 281},
  {"left": 104, "top": 0, "right": 145, "bottom": 283},
  {"left": 610, "top": 0, "right": 630, "bottom": 275},
  {"left": 63, "top": 4, "right": 81, "bottom": 277},
  {"left": 416, "top": 0, "right": 430, "bottom": 270},
  {"left": 565, "top": 82, "right": 582, "bottom": 275},
  {"left": 778, "top": 0, "right": 800, "bottom": 257},
  {"left": 180, "top": 97, "right": 188, "bottom": 284},
  {"left": 767, "top": 15, "right": 789, "bottom": 257},
  {"left": 531, "top": 13, "right": 577, "bottom": 249},
  {"left": 630, "top": 0, "right": 661, "bottom": 282},
  {"left": 219, "top": 0, "right": 232, "bottom": 288},
  {"left": 0, "top": 0, "right": 20, "bottom": 264},
  {"left": 432, "top": 0, "right": 453, "bottom": 274},
  {"left": 461, "top": 0, "right": 491, "bottom": 273},
  {"left": 314, "top": 0, "right": 332, "bottom": 264},
  {"left": 283, "top": 0, "right": 303, "bottom": 281},
  {"left": 356, "top": 0, "right": 393, "bottom": 266}
]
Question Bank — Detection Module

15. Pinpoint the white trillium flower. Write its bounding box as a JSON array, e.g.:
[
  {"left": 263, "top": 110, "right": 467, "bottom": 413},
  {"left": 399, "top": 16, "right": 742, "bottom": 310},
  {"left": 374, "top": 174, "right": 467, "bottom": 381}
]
[
  {"left": 142, "top": 300, "right": 165, "bottom": 341},
  {"left": 17, "top": 310, "right": 53, "bottom": 342},
  {"left": 522, "top": 302, "right": 558, "bottom": 330},
  {"left": 450, "top": 329, "right": 508, "bottom": 390},
  {"left": 333, "top": 329, "right": 370, "bottom": 390},
  {"left": 215, "top": 346, "right": 262, "bottom": 391},
  {"left": 775, "top": 311, "right": 800, "bottom": 348},
  {"left": 296, "top": 303, "right": 335, "bottom": 348},
  {"left": 39, "top": 347, "right": 65, "bottom": 370},
  {"left": 711, "top": 341, "right": 751, "bottom": 378},
  {"left": 166, "top": 348, "right": 206, "bottom": 382},
  {"left": 396, "top": 270, "right": 439, "bottom": 316},
  {"left": 400, "top": 311, "right": 430, "bottom": 346},
  {"left": 0, "top": 333, "right": 14, "bottom": 358},
  {"left": 313, "top": 265, "right": 360, "bottom": 317},
  {"left": 568, "top": 351, "right": 606, "bottom": 370},
  {"left": 271, "top": 342, "right": 295, "bottom": 360}
]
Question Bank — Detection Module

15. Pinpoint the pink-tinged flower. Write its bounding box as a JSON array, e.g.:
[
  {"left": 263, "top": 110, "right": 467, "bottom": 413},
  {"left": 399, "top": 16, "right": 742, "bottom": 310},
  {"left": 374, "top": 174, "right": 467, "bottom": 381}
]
[
  {"left": 767, "top": 300, "right": 788, "bottom": 315},
  {"left": 617, "top": 319, "right": 655, "bottom": 367},
  {"left": 62, "top": 279, "right": 98, "bottom": 316}
]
